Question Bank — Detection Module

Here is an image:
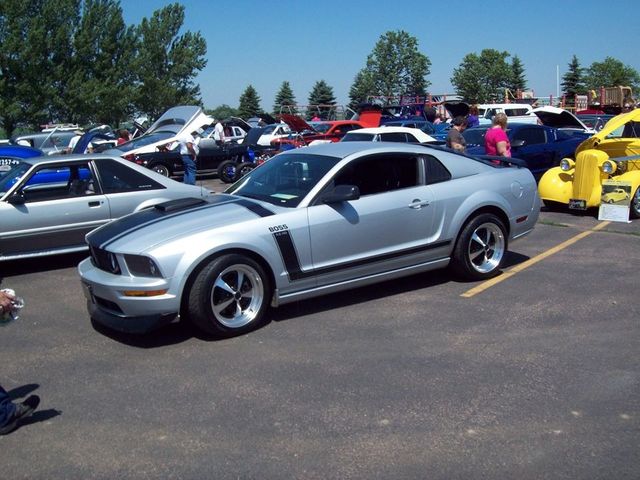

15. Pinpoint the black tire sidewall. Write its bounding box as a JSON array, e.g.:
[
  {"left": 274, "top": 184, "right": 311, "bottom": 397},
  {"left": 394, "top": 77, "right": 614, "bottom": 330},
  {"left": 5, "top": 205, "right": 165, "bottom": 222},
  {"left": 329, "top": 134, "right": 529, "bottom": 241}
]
[
  {"left": 451, "top": 213, "right": 507, "bottom": 281},
  {"left": 235, "top": 162, "right": 255, "bottom": 181},
  {"left": 187, "top": 254, "right": 271, "bottom": 337}
]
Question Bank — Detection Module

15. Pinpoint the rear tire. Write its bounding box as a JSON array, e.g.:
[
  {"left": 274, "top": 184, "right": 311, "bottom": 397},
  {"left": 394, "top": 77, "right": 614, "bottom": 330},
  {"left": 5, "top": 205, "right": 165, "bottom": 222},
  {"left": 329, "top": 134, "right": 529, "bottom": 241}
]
[
  {"left": 217, "top": 160, "right": 237, "bottom": 183},
  {"left": 187, "top": 254, "right": 271, "bottom": 337},
  {"left": 235, "top": 162, "right": 255, "bottom": 181},
  {"left": 151, "top": 163, "right": 171, "bottom": 177},
  {"left": 451, "top": 213, "right": 507, "bottom": 280}
]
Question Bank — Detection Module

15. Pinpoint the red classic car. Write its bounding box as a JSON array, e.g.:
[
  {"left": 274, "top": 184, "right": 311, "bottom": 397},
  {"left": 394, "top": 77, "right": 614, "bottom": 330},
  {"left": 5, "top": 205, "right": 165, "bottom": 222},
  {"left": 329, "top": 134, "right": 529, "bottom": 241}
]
[{"left": 273, "top": 114, "right": 372, "bottom": 148}]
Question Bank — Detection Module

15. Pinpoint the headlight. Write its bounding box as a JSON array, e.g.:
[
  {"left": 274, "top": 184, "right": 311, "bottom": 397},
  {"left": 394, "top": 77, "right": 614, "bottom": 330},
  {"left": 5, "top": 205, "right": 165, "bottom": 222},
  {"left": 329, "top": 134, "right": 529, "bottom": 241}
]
[
  {"left": 560, "top": 158, "right": 575, "bottom": 171},
  {"left": 601, "top": 161, "right": 616, "bottom": 174},
  {"left": 124, "top": 254, "right": 163, "bottom": 277},
  {"left": 107, "top": 252, "right": 121, "bottom": 275}
]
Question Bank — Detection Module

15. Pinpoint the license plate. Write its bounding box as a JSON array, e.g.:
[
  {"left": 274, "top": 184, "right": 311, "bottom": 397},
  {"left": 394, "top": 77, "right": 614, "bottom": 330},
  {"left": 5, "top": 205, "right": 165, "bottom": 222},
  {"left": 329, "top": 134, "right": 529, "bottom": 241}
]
[
  {"left": 82, "top": 282, "right": 96, "bottom": 304},
  {"left": 568, "top": 199, "right": 587, "bottom": 210}
]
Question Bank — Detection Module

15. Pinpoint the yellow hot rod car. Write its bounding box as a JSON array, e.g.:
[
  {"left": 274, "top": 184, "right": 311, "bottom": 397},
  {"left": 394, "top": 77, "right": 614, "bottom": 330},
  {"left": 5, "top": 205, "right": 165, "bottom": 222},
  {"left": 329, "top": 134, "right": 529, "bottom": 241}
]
[{"left": 538, "top": 109, "right": 640, "bottom": 218}]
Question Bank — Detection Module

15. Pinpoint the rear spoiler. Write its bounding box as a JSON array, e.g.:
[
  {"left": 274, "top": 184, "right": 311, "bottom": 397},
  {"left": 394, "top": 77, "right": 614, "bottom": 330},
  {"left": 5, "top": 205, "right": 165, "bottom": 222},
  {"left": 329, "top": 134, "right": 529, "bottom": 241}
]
[{"left": 477, "top": 155, "right": 527, "bottom": 168}]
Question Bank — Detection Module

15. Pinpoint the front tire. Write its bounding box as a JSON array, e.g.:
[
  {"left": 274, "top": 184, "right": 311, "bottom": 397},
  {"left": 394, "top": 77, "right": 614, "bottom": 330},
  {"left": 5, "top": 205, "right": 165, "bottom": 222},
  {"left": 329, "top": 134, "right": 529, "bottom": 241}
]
[
  {"left": 217, "top": 160, "right": 237, "bottom": 183},
  {"left": 187, "top": 254, "right": 271, "bottom": 337},
  {"left": 451, "top": 213, "right": 507, "bottom": 280}
]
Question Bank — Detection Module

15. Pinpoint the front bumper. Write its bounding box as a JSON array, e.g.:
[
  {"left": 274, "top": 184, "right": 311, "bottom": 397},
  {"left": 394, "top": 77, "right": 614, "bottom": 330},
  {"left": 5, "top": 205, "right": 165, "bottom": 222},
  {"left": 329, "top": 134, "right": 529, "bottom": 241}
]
[{"left": 78, "top": 257, "right": 180, "bottom": 333}]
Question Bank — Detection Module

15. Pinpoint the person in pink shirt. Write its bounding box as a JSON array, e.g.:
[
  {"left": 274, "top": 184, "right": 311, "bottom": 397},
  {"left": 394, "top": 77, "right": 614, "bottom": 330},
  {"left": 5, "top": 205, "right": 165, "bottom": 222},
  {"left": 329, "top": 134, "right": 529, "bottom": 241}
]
[{"left": 484, "top": 112, "right": 511, "bottom": 157}]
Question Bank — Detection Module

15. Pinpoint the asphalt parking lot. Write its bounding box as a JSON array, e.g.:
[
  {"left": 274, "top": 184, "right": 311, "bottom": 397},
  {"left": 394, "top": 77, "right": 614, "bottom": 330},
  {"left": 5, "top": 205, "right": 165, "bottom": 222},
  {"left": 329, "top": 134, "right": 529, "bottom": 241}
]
[{"left": 1, "top": 176, "right": 639, "bottom": 479}]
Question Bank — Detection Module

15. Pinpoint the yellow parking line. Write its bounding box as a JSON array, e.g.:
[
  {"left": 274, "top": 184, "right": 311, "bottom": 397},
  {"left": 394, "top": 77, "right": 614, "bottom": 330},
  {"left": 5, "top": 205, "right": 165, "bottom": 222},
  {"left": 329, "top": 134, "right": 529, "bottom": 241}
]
[{"left": 460, "top": 221, "right": 611, "bottom": 298}]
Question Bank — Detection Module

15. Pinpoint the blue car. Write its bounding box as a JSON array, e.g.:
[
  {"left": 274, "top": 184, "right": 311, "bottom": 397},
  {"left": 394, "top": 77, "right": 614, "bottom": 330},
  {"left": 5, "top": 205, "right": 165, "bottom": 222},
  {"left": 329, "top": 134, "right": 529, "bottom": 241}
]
[{"left": 464, "top": 123, "right": 590, "bottom": 179}]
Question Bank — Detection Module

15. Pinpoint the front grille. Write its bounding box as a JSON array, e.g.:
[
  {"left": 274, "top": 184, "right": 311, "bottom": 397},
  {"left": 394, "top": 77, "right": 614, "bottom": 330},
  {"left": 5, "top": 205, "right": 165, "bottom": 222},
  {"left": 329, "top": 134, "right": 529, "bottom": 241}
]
[
  {"left": 90, "top": 246, "right": 121, "bottom": 274},
  {"left": 573, "top": 151, "right": 599, "bottom": 200}
]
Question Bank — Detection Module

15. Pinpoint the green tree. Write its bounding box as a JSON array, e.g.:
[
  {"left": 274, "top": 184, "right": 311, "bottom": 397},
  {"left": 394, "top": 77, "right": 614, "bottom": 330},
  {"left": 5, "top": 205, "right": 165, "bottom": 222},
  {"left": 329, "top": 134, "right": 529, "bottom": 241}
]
[
  {"left": 63, "top": 0, "right": 137, "bottom": 126},
  {"left": 507, "top": 55, "right": 527, "bottom": 94},
  {"left": 348, "top": 69, "right": 376, "bottom": 110},
  {"left": 206, "top": 104, "right": 238, "bottom": 120},
  {"left": 561, "top": 54, "right": 585, "bottom": 104},
  {"left": 358, "top": 30, "right": 430, "bottom": 99},
  {"left": 307, "top": 80, "right": 336, "bottom": 120},
  {"left": 0, "top": 0, "right": 79, "bottom": 135},
  {"left": 237, "top": 85, "right": 262, "bottom": 119},
  {"left": 134, "top": 2, "right": 207, "bottom": 119},
  {"left": 584, "top": 56, "right": 640, "bottom": 91},
  {"left": 273, "top": 81, "right": 296, "bottom": 115},
  {"left": 451, "top": 49, "right": 512, "bottom": 103}
]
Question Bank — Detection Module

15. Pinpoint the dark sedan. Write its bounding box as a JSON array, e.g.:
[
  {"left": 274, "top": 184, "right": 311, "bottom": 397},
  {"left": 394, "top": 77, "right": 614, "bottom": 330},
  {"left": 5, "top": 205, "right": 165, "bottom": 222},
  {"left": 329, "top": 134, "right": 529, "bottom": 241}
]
[{"left": 464, "top": 124, "right": 590, "bottom": 179}]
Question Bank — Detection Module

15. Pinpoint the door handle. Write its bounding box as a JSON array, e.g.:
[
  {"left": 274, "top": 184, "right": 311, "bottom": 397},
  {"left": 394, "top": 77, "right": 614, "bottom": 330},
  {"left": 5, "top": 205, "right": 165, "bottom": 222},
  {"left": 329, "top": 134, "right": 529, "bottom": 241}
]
[
  {"left": 88, "top": 201, "right": 101, "bottom": 207},
  {"left": 408, "top": 199, "right": 430, "bottom": 209}
]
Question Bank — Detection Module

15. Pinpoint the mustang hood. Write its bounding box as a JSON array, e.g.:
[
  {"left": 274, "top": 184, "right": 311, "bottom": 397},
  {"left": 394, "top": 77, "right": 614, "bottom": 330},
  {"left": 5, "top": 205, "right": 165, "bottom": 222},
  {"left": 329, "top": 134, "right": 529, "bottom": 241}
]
[
  {"left": 86, "top": 195, "right": 276, "bottom": 252},
  {"left": 532, "top": 106, "right": 589, "bottom": 130},
  {"left": 576, "top": 109, "right": 640, "bottom": 153},
  {"left": 146, "top": 106, "right": 207, "bottom": 135}
]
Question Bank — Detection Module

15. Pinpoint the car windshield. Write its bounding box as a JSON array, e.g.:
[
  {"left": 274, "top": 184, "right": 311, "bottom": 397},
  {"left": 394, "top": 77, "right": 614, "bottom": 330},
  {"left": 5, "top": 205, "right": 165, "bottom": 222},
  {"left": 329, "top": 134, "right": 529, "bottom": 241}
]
[
  {"left": 0, "top": 159, "right": 31, "bottom": 195},
  {"left": 226, "top": 153, "right": 341, "bottom": 208},
  {"left": 342, "top": 133, "right": 375, "bottom": 142},
  {"left": 115, "top": 131, "right": 176, "bottom": 152},
  {"left": 311, "top": 123, "right": 332, "bottom": 134}
]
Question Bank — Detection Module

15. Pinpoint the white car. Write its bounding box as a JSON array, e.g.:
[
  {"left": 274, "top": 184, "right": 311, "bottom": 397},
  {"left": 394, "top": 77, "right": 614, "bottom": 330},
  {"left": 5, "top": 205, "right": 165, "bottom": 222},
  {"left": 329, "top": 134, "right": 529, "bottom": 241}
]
[
  {"left": 257, "top": 123, "right": 293, "bottom": 146},
  {"left": 107, "top": 106, "right": 214, "bottom": 157},
  {"left": 477, "top": 103, "right": 537, "bottom": 125},
  {"left": 341, "top": 126, "right": 436, "bottom": 143}
]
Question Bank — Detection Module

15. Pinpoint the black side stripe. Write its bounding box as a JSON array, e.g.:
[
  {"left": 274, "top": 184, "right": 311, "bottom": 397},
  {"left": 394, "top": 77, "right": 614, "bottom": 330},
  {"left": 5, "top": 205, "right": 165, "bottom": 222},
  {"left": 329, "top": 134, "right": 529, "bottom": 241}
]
[{"left": 273, "top": 230, "right": 452, "bottom": 281}]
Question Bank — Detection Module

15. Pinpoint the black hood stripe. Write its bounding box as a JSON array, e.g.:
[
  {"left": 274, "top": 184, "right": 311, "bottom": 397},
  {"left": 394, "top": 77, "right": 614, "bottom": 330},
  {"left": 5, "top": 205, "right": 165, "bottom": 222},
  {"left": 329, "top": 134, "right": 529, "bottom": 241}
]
[{"left": 90, "top": 195, "right": 274, "bottom": 249}]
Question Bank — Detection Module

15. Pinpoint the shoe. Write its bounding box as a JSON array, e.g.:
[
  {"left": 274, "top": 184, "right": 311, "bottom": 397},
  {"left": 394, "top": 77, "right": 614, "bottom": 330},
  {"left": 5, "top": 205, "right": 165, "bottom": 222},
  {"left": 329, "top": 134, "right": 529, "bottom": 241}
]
[{"left": 0, "top": 395, "right": 40, "bottom": 435}]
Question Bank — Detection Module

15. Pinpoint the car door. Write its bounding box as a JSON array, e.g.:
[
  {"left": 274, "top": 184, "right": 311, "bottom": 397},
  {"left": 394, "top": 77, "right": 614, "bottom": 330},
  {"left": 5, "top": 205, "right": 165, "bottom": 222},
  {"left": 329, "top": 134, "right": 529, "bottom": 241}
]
[
  {"left": 306, "top": 152, "right": 436, "bottom": 287},
  {"left": 511, "top": 126, "right": 553, "bottom": 177},
  {"left": 0, "top": 160, "right": 109, "bottom": 257}
]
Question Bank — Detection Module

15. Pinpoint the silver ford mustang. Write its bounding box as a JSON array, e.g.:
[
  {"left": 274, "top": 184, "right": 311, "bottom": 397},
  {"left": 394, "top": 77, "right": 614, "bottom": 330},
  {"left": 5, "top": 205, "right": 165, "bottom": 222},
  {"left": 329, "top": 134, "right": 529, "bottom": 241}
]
[{"left": 79, "top": 142, "right": 540, "bottom": 337}]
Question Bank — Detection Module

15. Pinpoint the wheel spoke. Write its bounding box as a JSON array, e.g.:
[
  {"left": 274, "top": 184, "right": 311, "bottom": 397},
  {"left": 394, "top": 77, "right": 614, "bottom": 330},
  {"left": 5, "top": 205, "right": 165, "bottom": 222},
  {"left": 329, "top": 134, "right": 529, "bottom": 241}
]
[
  {"left": 471, "top": 231, "right": 486, "bottom": 248},
  {"left": 236, "top": 271, "right": 245, "bottom": 292},
  {"left": 214, "top": 276, "right": 235, "bottom": 295},
  {"left": 213, "top": 297, "right": 235, "bottom": 315},
  {"left": 470, "top": 249, "right": 484, "bottom": 261}
]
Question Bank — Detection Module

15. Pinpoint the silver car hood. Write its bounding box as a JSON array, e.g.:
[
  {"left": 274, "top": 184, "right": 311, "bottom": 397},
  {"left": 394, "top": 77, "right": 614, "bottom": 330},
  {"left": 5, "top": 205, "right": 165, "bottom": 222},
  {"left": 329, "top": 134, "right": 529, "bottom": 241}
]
[{"left": 86, "top": 194, "right": 277, "bottom": 253}]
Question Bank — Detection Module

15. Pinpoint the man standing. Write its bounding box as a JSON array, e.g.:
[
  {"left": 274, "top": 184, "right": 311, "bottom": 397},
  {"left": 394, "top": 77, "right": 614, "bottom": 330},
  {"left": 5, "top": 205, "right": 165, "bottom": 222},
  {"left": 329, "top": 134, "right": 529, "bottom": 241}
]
[
  {"left": 446, "top": 116, "right": 468, "bottom": 153},
  {"left": 178, "top": 131, "right": 198, "bottom": 185},
  {"left": 213, "top": 119, "right": 225, "bottom": 146}
]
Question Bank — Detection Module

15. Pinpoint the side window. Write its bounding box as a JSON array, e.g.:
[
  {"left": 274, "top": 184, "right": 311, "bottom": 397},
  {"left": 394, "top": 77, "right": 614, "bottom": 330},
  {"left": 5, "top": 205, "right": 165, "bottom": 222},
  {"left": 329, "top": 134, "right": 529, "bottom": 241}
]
[
  {"left": 333, "top": 154, "right": 419, "bottom": 196},
  {"left": 513, "top": 128, "right": 546, "bottom": 145},
  {"left": 20, "top": 162, "right": 96, "bottom": 202},
  {"left": 380, "top": 132, "right": 409, "bottom": 142},
  {"left": 94, "top": 159, "right": 164, "bottom": 193},
  {"left": 423, "top": 155, "right": 451, "bottom": 185}
]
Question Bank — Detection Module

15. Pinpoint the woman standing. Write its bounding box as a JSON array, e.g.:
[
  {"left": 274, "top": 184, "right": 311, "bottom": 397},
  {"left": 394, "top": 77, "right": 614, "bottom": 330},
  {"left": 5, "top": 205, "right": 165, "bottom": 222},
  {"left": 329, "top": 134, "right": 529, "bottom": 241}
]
[{"left": 484, "top": 113, "right": 511, "bottom": 157}]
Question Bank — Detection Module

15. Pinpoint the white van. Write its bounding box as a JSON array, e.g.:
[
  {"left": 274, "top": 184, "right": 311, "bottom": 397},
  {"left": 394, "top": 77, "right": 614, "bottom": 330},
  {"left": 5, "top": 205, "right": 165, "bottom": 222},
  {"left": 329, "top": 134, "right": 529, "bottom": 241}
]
[{"left": 477, "top": 103, "right": 537, "bottom": 125}]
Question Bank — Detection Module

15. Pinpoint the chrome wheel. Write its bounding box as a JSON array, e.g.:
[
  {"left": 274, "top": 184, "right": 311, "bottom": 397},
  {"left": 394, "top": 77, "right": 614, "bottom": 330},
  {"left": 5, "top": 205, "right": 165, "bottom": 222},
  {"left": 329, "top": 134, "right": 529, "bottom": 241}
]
[
  {"left": 152, "top": 164, "right": 170, "bottom": 177},
  {"left": 467, "top": 222, "right": 505, "bottom": 274},
  {"left": 209, "top": 263, "right": 264, "bottom": 329}
]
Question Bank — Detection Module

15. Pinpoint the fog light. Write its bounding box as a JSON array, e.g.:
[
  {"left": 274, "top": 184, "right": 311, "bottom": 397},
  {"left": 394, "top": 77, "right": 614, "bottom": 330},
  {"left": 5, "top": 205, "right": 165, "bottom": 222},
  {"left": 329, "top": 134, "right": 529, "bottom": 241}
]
[
  {"left": 602, "top": 161, "right": 616, "bottom": 174},
  {"left": 122, "top": 289, "right": 168, "bottom": 297},
  {"left": 560, "top": 158, "right": 574, "bottom": 171}
]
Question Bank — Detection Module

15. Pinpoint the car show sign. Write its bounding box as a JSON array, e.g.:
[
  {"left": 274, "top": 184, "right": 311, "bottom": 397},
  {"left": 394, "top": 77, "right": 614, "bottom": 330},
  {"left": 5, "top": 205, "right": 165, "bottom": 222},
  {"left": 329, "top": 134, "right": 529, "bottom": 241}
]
[{"left": 598, "top": 180, "right": 633, "bottom": 222}]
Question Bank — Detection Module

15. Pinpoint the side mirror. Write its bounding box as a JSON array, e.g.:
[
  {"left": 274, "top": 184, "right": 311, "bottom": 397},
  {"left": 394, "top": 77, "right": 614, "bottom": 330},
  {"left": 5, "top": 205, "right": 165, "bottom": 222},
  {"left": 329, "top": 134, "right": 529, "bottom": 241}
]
[
  {"left": 322, "top": 184, "right": 360, "bottom": 204},
  {"left": 511, "top": 139, "right": 526, "bottom": 148},
  {"left": 7, "top": 192, "right": 25, "bottom": 205}
]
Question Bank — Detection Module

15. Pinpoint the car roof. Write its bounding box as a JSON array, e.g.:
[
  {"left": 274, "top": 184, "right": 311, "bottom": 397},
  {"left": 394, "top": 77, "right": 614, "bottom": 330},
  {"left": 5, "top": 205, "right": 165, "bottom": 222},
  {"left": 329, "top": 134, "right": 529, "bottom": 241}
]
[
  {"left": 16, "top": 153, "right": 124, "bottom": 167},
  {"left": 281, "top": 140, "right": 436, "bottom": 159}
]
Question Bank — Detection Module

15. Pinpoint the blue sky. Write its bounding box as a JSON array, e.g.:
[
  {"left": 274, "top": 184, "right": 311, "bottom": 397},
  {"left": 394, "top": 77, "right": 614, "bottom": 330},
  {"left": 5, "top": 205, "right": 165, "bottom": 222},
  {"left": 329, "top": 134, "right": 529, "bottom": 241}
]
[{"left": 122, "top": 0, "right": 640, "bottom": 110}]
